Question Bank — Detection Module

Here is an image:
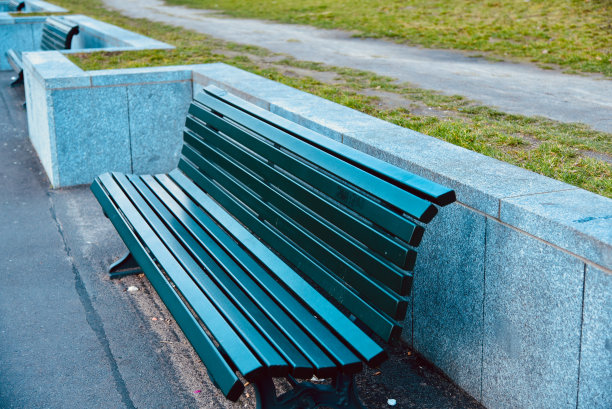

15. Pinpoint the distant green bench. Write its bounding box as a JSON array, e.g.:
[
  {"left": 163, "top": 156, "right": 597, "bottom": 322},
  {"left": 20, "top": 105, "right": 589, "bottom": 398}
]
[
  {"left": 91, "top": 85, "right": 455, "bottom": 408},
  {"left": 6, "top": 16, "right": 79, "bottom": 86},
  {"left": 9, "top": 0, "right": 25, "bottom": 11}
]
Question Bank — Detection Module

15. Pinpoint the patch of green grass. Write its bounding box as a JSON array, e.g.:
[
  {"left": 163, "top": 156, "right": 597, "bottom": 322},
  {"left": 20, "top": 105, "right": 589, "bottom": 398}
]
[
  {"left": 163, "top": 0, "right": 612, "bottom": 77},
  {"left": 55, "top": 0, "right": 612, "bottom": 198}
]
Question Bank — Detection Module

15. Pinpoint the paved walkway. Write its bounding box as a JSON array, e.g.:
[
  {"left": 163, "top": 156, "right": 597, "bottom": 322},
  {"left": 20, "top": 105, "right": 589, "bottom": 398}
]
[
  {"left": 0, "top": 71, "right": 483, "bottom": 408},
  {"left": 103, "top": 0, "right": 612, "bottom": 133}
]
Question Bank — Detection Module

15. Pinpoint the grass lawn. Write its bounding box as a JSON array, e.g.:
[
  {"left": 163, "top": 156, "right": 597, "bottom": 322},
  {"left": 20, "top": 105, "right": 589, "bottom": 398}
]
[
  {"left": 163, "top": 0, "right": 612, "bottom": 77},
  {"left": 48, "top": 0, "right": 612, "bottom": 198}
]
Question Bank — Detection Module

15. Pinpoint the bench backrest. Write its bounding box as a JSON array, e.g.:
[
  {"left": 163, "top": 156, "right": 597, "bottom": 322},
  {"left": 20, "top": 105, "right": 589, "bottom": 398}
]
[
  {"left": 179, "top": 86, "right": 455, "bottom": 342},
  {"left": 41, "top": 17, "right": 79, "bottom": 51},
  {"left": 9, "top": 0, "right": 25, "bottom": 11}
]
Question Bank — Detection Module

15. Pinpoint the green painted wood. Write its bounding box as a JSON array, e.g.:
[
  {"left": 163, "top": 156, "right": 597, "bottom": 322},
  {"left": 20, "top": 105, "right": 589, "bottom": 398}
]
[
  {"left": 183, "top": 132, "right": 411, "bottom": 316},
  {"left": 168, "top": 169, "right": 391, "bottom": 358},
  {"left": 40, "top": 17, "right": 78, "bottom": 51},
  {"left": 42, "top": 27, "right": 64, "bottom": 44},
  {"left": 141, "top": 175, "right": 354, "bottom": 378},
  {"left": 8, "top": 0, "right": 24, "bottom": 11},
  {"left": 181, "top": 144, "right": 408, "bottom": 321},
  {"left": 157, "top": 173, "right": 370, "bottom": 371},
  {"left": 117, "top": 174, "right": 291, "bottom": 377},
  {"left": 205, "top": 85, "right": 456, "bottom": 207},
  {"left": 185, "top": 105, "right": 424, "bottom": 247},
  {"left": 98, "top": 172, "right": 265, "bottom": 382},
  {"left": 135, "top": 175, "right": 342, "bottom": 378},
  {"left": 190, "top": 93, "right": 437, "bottom": 222},
  {"left": 185, "top": 115, "right": 419, "bottom": 276},
  {"left": 175, "top": 160, "right": 402, "bottom": 342},
  {"left": 90, "top": 174, "right": 245, "bottom": 400},
  {"left": 157, "top": 175, "right": 370, "bottom": 376}
]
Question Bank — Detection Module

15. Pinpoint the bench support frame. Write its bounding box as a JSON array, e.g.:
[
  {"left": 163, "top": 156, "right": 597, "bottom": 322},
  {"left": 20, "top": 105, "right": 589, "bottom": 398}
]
[
  {"left": 10, "top": 73, "right": 23, "bottom": 87},
  {"left": 108, "top": 251, "right": 142, "bottom": 279},
  {"left": 254, "top": 374, "right": 366, "bottom": 409}
]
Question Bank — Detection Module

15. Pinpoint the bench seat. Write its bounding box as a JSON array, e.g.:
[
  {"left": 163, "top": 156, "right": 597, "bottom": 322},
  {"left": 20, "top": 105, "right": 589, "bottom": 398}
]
[
  {"left": 92, "top": 85, "right": 456, "bottom": 407},
  {"left": 93, "top": 170, "right": 387, "bottom": 400}
]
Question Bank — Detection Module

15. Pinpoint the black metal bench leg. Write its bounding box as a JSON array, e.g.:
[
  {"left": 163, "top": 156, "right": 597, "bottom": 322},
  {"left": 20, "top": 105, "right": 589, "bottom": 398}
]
[
  {"left": 10, "top": 72, "right": 23, "bottom": 87},
  {"left": 108, "top": 251, "right": 142, "bottom": 279},
  {"left": 253, "top": 374, "right": 366, "bottom": 409}
]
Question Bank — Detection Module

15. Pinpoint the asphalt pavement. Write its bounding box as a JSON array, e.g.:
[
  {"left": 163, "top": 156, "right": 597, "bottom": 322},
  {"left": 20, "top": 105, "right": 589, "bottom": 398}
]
[{"left": 0, "top": 71, "right": 484, "bottom": 409}]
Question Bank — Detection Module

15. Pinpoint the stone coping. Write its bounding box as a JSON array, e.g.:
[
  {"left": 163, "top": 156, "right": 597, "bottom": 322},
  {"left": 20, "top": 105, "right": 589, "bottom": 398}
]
[
  {"left": 1, "top": 14, "right": 172, "bottom": 65},
  {"left": 61, "top": 14, "right": 173, "bottom": 53}
]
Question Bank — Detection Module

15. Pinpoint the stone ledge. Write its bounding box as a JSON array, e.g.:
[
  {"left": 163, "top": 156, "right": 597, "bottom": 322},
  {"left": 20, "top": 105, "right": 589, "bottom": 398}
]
[{"left": 1, "top": 14, "right": 173, "bottom": 71}]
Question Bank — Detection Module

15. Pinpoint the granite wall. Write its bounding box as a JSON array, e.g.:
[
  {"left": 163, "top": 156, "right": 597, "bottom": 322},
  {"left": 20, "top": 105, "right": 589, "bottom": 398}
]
[{"left": 1, "top": 14, "right": 173, "bottom": 71}]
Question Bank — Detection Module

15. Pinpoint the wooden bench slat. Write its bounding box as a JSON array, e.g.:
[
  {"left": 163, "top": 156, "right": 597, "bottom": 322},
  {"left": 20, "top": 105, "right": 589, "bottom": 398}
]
[
  {"left": 40, "top": 37, "right": 57, "bottom": 51},
  {"left": 191, "top": 92, "right": 438, "bottom": 222},
  {"left": 91, "top": 174, "right": 245, "bottom": 401},
  {"left": 188, "top": 112, "right": 422, "bottom": 252},
  {"left": 41, "top": 17, "right": 79, "bottom": 50},
  {"left": 42, "top": 27, "right": 66, "bottom": 46},
  {"left": 157, "top": 173, "right": 370, "bottom": 371},
  {"left": 183, "top": 127, "right": 413, "bottom": 301},
  {"left": 120, "top": 174, "right": 293, "bottom": 377},
  {"left": 181, "top": 144, "right": 408, "bottom": 322},
  {"left": 205, "top": 85, "right": 456, "bottom": 207},
  {"left": 46, "top": 17, "right": 76, "bottom": 32},
  {"left": 185, "top": 115, "right": 419, "bottom": 278},
  {"left": 186, "top": 105, "right": 421, "bottom": 249},
  {"left": 175, "top": 161, "right": 402, "bottom": 342},
  {"left": 135, "top": 174, "right": 345, "bottom": 378},
  {"left": 168, "top": 169, "right": 390, "bottom": 360},
  {"left": 100, "top": 172, "right": 266, "bottom": 381}
]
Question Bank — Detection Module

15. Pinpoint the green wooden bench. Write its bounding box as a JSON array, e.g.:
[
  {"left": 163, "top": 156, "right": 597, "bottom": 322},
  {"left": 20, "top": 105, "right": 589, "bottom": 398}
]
[
  {"left": 9, "top": 0, "right": 26, "bottom": 11},
  {"left": 91, "top": 85, "right": 456, "bottom": 408},
  {"left": 6, "top": 16, "right": 79, "bottom": 86}
]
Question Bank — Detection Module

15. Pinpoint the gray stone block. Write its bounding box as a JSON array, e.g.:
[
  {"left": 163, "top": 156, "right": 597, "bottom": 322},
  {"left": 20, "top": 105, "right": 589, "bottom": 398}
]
[
  {"left": 22, "top": 51, "right": 89, "bottom": 89},
  {"left": 578, "top": 265, "right": 612, "bottom": 409},
  {"left": 343, "top": 126, "right": 573, "bottom": 218},
  {"left": 127, "top": 81, "right": 192, "bottom": 175},
  {"left": 482, "top": 219, "right": 584, "bottom": 409},
  {"left": 26, "top": 0, "right": 67, "bottom": 13},
  {"left": 24, "top": 67, "right": 55, "bottom": 183},
  {"left": 51, "top": 86, "right": 132, "bottom": 186},
  {"left": 0, "top": 19, "right": 42, "bottom": 70},
  {"left": 89, "top": 66, "right": 192, "bottom": 87},
  {"left": 500, "top": 189, "right": 612, "bottom": 270},
  {"left": 412, "top": 202, "right": 486, "bottom": 399},
  {"left": 64, "top": 15, "right": 173, "bottom": 51}
]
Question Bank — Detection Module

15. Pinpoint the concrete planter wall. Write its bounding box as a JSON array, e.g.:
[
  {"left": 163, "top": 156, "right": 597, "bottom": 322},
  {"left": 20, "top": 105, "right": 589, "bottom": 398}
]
[
  {"left": 23, "top": 53, "right": 190, "bottom": 186},
  {"left": 0, "top": 14, "right": 172, "bottom": 70},
  {"left": 0, "top": 0, "right": 66, "bottom": 13},
  {"left": 22, "top": 57, "right": 612, "bottom": 409}
]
